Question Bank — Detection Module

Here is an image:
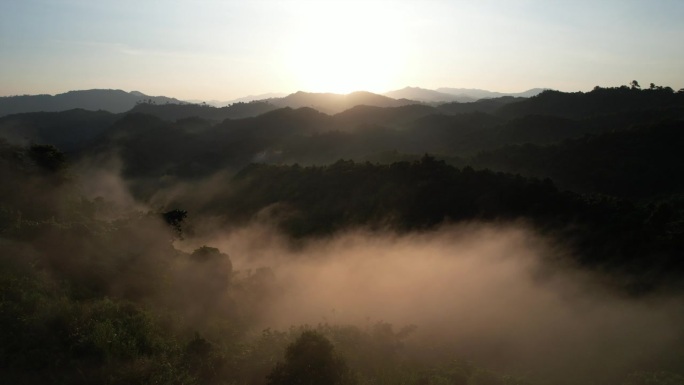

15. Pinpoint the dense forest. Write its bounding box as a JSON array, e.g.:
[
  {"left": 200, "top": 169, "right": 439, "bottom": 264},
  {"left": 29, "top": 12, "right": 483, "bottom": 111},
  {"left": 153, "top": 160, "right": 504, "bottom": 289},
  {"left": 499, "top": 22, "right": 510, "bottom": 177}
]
[{"left": 2, "top": 84, "right": 684, "bottom": 385}]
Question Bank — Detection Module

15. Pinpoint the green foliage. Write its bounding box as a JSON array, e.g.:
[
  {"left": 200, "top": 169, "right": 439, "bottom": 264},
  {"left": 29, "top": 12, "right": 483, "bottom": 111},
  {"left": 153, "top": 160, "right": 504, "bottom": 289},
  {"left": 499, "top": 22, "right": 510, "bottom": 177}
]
[
  {"left": 70, "top": 299, "right": 167, "bottom": 362},
  {"left": 29, "top": 143, "right": 67, "bottom": 173},
  {"left": 0, "top": 258, "right": 195, "bottom": 384},
  {"left": 267, "top": 330, "right": 355, "bottom": 385},
  {"left": 224, "top": 156, "right": 565, "bottom": 236}
]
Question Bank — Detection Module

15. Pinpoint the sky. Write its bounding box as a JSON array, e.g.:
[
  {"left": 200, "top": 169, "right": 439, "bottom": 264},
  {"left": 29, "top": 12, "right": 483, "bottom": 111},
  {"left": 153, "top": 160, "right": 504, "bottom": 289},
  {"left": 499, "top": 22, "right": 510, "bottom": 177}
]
[{"left": 1, "top": 0, "right": 683, "bottom": 101}]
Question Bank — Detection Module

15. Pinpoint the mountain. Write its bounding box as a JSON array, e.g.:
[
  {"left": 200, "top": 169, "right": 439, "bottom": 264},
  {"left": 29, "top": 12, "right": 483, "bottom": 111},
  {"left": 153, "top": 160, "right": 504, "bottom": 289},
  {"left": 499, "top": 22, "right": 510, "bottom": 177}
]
[
  {"left": 382, "top": 86, "right": 547, "bottom": 104},
  {"left": 436, "top": 96, "right": 524, "bottom": 114},
  {"left": 225, "top": 92, "right": 288, "bottom": 105},
  {"left": 0, "top": 89, "right": 185, "bottom": 116},
  {"left": 437, "top": 87, "right": 546, "bottom": 100},
  {"left": 0, "top": 109, "right": 119, "bottom": 152},
  {"left": 383, "top": 87, "right": 473, "bottom": 103},
  {"left": 497, "top": 87, "right": 684, "bottom": 119},
  {"left": 0, "top": 88, "right": 545, "bottom": 118},
  {"left": 128, "top": 100, "right": 277, "bottom": 122},
  {"left": 471, "top": 120, "right": 684, "bottom": 198},
  {"left": 187, "top": 93, "right": 289, "bottom": 107},
  {"left": 267, "top": 91, "right": 419, "bottom": 114},
  {"left": 83, "top": 107, "right": 335, "bottom": 180},
  {"left": 332, "top": 104, "right": 439, "bottom": 130}
]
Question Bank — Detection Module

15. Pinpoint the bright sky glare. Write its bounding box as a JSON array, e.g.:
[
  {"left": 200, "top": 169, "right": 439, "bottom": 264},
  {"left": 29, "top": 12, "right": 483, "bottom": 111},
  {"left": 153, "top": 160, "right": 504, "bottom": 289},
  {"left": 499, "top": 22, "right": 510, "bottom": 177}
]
[{"left": 1, "top": 0, "right": 683, "bottom": 100}]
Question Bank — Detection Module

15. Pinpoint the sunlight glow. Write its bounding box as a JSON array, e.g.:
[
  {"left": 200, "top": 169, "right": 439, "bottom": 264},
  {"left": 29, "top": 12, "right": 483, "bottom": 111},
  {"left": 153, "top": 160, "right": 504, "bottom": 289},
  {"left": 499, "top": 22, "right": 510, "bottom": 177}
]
[{"left": 284, "top": 1, "right": 409, "bottom": 94}]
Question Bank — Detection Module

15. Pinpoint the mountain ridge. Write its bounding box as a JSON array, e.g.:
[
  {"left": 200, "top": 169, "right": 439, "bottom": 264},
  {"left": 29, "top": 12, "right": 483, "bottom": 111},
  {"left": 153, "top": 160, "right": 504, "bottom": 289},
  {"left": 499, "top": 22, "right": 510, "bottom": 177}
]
[
  {"left": 266, "top": 90, "right": 418, "bottom": 114},
  {"left": 0, "top": 89, "right": 185, "bottom": 117},
  {"left": 384, "top": 87, "right": 476, "bottom": 103},
  {"left": 437, "top": 87, "right": 547, "bottom": 99},
  {"left": 0, "top": 87, "right": 547, "bottom": 117}
]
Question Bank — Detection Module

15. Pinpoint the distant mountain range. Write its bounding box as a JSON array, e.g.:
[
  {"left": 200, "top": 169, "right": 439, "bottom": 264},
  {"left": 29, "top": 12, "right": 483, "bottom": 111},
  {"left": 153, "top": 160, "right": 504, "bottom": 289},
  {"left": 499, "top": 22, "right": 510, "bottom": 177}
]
[
  {"left": 437, "top": 87, "right": 545, "bottom": 99},
  {"left": 225, "top": 92, "right": 288, "bottom": 105},
  {"left": 189, "top": 93, "right": 288, "bottom": 107},
  {"left": 384, "top": 86, "right": 546, "bottom": 103},
  {"left": 0, "top": 89, "right": 185, "bottom": 117},
  {"left": 384, "top": 87, "right": 476, "bottom": 103},
  {"left": 0, "top": 87, "right": 546, "bottom": 117},
  {"left": 266, "top": 91, "right": 416, "bottom": 114},
  {"left": 2, "top": 85, "right": 682, "bottom": 197}
]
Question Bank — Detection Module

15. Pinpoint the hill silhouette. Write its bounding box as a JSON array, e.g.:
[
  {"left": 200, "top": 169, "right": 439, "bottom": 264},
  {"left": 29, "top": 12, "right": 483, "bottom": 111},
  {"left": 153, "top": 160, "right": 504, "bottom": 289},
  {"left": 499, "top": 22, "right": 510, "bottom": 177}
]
[
  {"left": 0, "top": 109, "right": 119, "bottom": 151},
  {"left": 471, "top": 120, "right": 684, "bottom": 198},
  {"left": 0, "top": 89, "right": 184, "bottom": 116},
  {"left": 332, "top": 104, "right": 439, "bottom": 130},
  {"left": 128, "top": 100, "right": 277, "bottom": 122},
  {"left": 437, "top": 87, "right": 546, "bottom": 99},
  {"left": 4, "top": 83, "right": 681, "bottom": 178},
  {"left": 384, "top": 86, "right": 546, "bottom": 103},
  {"left": 498, "top": 86, "right": 683, "bottom": 119},
  {"left": 436, "top": 96, "right": 523, "bottom": 114},
  {"left": 383, "top": 87, "right": 473, "bottom": 103},
  {"left": 267, "top": 91, "right": 418, "bottom": 114},
  {"left": 0, "top": 87, "right": 547, "bottom": 118}
]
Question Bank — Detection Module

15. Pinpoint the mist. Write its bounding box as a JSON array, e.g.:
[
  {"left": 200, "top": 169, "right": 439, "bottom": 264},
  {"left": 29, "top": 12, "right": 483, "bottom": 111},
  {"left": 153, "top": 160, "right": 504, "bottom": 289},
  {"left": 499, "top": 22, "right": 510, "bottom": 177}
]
[
  {"left": 178, "top": 223, "right": 684, "bottom": 385},
  {"left": 66, "top": 161, "right": 684, "bottom": 384}
]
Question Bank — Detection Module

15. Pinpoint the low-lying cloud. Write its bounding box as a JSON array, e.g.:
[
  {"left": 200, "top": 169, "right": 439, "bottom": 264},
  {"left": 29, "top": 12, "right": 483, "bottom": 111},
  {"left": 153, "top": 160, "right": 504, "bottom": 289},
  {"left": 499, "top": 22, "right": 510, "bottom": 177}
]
[
  {"left": 182, "top": 223, "right": 684, "bottom": 384},
  {"left": 55, "top": 160, "right": 684, "bottom": 384}
]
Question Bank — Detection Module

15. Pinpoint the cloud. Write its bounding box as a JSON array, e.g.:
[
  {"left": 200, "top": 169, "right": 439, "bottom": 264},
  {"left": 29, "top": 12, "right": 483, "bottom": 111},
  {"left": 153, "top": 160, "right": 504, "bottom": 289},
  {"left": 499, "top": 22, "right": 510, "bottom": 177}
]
[{"left": 183, "top": 223, "right": 684, "bottom": 384}]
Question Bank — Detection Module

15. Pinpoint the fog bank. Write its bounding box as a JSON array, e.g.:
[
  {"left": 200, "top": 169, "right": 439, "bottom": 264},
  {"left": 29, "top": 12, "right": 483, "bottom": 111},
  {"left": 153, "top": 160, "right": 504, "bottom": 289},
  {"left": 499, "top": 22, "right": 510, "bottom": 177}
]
[{"left": 182, "top": 223, "right": 684, "bottom": 384}]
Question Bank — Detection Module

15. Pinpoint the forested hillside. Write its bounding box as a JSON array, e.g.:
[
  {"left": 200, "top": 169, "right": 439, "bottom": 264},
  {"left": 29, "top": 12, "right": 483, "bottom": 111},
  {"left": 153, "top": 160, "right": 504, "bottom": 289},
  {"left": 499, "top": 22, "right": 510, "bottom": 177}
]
[{"left": 2, "top": 84, "right": 684, "bottom": 385}]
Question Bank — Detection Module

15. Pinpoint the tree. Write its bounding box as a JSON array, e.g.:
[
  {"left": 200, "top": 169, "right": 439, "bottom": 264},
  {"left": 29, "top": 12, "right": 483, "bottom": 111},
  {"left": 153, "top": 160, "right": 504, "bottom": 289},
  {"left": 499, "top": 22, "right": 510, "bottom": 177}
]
[
  {"left": 190, "top": 245, "right": 228, "bottom": 263},
  {"left": 630, "top": 80, "right": 641, "bottom": 90},
  {"left": 267, "top": 330, "right": 355, "bottom": 385},
  {"left": 162, "top": 209, "right": 187, "bottom": 238},
  {"left": 29, "top": 144, "right": 66, "bottom": 173}
]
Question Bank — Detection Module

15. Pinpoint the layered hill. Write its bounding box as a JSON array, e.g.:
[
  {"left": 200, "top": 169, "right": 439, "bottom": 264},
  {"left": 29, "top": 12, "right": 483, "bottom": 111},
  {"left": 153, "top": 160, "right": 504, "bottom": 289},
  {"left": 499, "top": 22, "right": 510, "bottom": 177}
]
[
  {"left": 267, "top": 90, "right": 418, "bottom": 114},
  {"left": 0, "top": 89, "right": 184, "bottom": 116},
  {"left": 384, "top": 86, "right": 546, "bottom": 103}
]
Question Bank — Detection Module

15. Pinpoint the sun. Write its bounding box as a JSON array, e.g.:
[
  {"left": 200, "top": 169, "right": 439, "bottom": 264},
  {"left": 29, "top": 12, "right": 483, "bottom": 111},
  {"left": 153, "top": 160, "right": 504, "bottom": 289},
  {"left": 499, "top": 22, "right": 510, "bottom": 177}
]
[{"left": 284, "top": 2, "right": 408, "bottom": 94}]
